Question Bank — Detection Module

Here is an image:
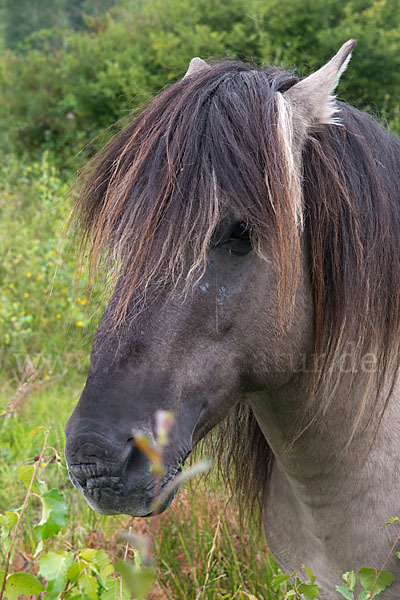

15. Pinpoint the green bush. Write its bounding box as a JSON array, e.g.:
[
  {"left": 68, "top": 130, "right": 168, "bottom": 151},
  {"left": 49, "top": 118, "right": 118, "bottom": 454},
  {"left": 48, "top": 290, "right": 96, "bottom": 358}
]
[{"left": 0, "top": 0, "right": 399, "bottom": 167}]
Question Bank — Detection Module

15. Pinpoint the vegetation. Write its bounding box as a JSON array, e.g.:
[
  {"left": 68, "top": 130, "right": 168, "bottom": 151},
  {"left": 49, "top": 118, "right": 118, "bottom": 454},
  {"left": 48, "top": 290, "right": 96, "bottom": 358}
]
[{"left": 1, "top": 0, "right": 400, "bottom": 597}]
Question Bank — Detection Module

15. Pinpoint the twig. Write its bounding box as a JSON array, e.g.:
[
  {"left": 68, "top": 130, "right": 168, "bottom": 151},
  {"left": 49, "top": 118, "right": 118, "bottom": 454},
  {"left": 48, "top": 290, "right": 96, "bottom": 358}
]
[
  {"left": 370, "top": 531, "right": 400, "bottom": 598},
  {"left": 0, "top": 429, "right": 49, "bottom": 600}
]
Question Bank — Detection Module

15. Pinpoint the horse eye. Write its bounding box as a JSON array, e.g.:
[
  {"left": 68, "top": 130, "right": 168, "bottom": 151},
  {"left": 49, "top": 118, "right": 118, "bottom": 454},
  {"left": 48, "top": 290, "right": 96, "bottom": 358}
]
[{"left": 230, "top": 221, "right": 250, "bottom": 241}]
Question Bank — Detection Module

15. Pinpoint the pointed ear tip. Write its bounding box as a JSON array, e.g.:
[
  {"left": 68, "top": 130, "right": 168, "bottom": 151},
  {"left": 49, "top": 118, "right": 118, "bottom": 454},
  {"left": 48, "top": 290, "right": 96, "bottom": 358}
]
[
  {"left": 183, "top": 57, "right": 210, "bottom": 79},
  {"left": 343, "top": 39, "right": 357, "bottom": 52}
]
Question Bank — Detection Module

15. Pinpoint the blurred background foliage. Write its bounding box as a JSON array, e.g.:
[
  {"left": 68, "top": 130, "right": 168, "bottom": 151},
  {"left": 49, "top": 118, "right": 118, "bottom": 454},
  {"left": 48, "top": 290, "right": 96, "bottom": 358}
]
[
  {"left": 1, "top": 0, "right": 400, "bottom": 386},
  {"left": 0, "top": 0, "right": 399, "bottom": 165}
]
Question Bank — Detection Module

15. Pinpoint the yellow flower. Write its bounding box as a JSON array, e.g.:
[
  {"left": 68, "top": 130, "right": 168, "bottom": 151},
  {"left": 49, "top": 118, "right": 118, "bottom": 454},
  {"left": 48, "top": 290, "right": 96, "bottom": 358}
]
[
  {"left": 56, "top": 313, "right": 61, "bottom": 319},
  {"left": 21, "top": 311, "right": 25, "bottom": 316},
  {"left": 36, "top": 274, "right": 42, "bottom": 281},
  {"left": 76, "top": 321, "right": 83, "bottom": 327},
  {"left": 80, "top": 299, "right": 87, "bottom": 306},
  {"left": 49, "top": 250, "right": 55, "bottom": 256},
  {"left": 26, "top": 272, "right": 32, "bottom": 278},
  {"left": 5, "top": 339, "right": 10, "bottom": 345},
  {"left": 24, "top": 292, "right": 29, "bottom": 298},
  {"left": 67, "top": 297, "right": 72, "bottom": 303},
  {"left": 45, "top": 374, "right": 50, "bottom": 380}
]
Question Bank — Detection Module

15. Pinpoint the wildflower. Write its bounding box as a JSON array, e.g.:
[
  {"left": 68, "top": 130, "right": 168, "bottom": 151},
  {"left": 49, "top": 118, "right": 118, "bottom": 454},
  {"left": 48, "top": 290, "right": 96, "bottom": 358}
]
[
  {"left": 24, "top": 293, "right": 29, "bottom": 298},
  {"left": 80, "top": 299, "right": 87, "bottom": 305},
  {"left": 21, "top": 311, "right": 25, "bottom": 316},
  {"left": 36, "top": 274, "right": 42, "bottom": 281},
  {"left": 56, "top": 313, "right": 61, "bottom": 319},
  {"left": 76, "top": 321, "right": 83, "bottom": 327},
  {"left": 45, "top": 374, "right": 50, "bottom": 380},
  {"left": 26, "top": 272, "right": 32, "bottom": 278}
]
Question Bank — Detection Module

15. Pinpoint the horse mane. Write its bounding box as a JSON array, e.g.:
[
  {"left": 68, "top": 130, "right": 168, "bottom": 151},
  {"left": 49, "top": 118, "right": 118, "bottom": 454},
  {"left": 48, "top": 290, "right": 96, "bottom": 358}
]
[{"left": 73, "top": 61, "right": 400, "bottom": 516}]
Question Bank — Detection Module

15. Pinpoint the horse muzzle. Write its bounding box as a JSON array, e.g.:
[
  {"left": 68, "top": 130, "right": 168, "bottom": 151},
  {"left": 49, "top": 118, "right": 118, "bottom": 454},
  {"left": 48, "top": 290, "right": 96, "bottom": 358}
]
[{"left": 64, "top": 423, "right": 187, "bottom": 516}]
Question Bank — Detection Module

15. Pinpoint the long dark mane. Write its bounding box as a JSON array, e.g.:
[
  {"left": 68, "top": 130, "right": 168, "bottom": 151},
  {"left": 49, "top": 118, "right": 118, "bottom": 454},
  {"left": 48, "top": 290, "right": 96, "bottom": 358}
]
[{"left": 74, "top": 60, "right": 400, "bottom": 514}]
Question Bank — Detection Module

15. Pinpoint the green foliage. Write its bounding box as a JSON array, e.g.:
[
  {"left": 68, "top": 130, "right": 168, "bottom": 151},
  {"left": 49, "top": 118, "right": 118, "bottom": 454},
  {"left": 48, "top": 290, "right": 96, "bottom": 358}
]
[
  {"left": 34, "top": 489, "right": 68, "bottom": 542},
  {"left": 272, "top": 567, "right": 319, "bottom": 599},
  {"left": 0, "top": 0, "right": 399, "bottom": 166},
  {"left": 0, "top": 427, "right": 161, "bottom": 600},
  {"left": 336, "top": 568, "right": 395, "bottom": 599},
  {"left": 0, "top": 152, "right": 106, "bottom": 384},
  {"left": 3, "top": 572, "right": 44, "bottom": 599},
  {"left": 0, "top": 397, "right": 282, "bottom": 598}
]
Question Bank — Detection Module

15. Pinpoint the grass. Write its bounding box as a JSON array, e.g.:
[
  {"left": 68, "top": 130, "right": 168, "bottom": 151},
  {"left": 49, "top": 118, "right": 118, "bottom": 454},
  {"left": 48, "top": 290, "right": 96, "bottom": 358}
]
[{"left": 0, "top": 378, "right": 283, "bottom": 599}]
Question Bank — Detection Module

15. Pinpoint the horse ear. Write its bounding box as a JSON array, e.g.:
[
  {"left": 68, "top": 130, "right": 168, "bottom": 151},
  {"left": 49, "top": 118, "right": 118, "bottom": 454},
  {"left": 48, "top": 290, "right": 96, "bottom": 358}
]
[
  {"left": 285, "top": 40, "right": 357, "bottom": 128},
  {"left": 183, "top": 57, "right": 210, "bottom": 79}
]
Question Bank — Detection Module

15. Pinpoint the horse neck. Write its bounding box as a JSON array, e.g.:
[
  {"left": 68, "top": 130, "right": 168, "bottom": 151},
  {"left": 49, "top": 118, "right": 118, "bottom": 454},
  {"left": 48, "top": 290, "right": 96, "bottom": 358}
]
[{"left": 249, "top": 368, "right": 400, "bottom": 495}]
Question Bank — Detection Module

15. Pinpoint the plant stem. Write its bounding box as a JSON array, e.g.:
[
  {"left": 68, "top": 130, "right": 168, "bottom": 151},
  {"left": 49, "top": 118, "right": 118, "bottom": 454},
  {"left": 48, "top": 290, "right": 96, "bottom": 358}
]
[
  {"left": 0, "top": 429, "right": 49, "bottom": 600},
  {"left": 370, "top": 531, "right": 400, "bottom": 598}
]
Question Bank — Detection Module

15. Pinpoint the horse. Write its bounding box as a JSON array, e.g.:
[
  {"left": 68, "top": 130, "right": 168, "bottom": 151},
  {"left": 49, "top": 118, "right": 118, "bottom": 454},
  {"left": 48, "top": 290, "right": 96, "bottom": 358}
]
[{"left": 64, "top": 40, "right": 400, "bottom": 598}]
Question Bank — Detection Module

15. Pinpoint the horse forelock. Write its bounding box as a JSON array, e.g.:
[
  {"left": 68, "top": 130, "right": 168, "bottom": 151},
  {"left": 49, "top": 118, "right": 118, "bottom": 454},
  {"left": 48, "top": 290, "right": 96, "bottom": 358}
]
[{"left": 74, "top": 62, "right": 302, "bottom": 320}]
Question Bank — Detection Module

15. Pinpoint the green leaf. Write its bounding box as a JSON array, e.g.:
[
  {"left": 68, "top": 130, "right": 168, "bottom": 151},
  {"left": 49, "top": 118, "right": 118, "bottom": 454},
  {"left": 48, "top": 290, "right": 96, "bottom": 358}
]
[
  {"left": 67, "top": 561, "right": 85, "bottom": 585},
  {"left": 358, "top": 568, "right": 395, "bottom": 597},
  {"left": 284, "top": 591, "right": 297, "bottom": 598},
  {"left": 94, "top": 550, "right": 112, "bottom": 569},
  {"left": 16, "top": 465, "right": 39, "bottom": 493},
  {"left": 101, "top": 577, "right": 130, "bottom": 600},
  {"left": 116, "top": 559, "right": 157, "bottom": 600},
  {"left": 79, "top": 548, "right": 97, "bottom": 562},
  {"left": 303, "top": 566, "right": 316, "bottom": 585},
  {"left": 39, "top": 551, "right": 74, "bottom": 599},
  {"left": 336, "top": 584, "right": 353, "bottom": 600},
  {"left": 100, "top": 563, "right": 115, "bottom": 580},
  {"left": 81, "top": 571, "right": 99, "bottom": 600},
  {"left": 0, "top": 511, "right": 18, "bottom": 532},
  {"left": 297, "top": 582, "right": 319, "bottom": 599},
  {"left": 4, "top": 572, "right": 44, "bottom": 600},
  {"left": 358, "top": 592, "right": 372, "bottom": 600},
  {"left": 272, "top": 573, "right": 290, "bottom": 591},
  {"left": 0, "top": 512, "right": 18, "bottom": 554},
  {"left": 342, "top": 571, "right": 357, "bottom": 591},
  {"left": 34, "top": 488, "right": 67, "bottom": 541},
  {"left": 383, "top": 516, "right": 400, "bottom": 527}
]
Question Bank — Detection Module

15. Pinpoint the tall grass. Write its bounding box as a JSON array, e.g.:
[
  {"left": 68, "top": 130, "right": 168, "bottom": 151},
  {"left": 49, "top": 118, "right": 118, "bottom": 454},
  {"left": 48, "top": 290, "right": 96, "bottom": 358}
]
[{"left": 0, "top": 378, "right": 282, "bottom": 599}]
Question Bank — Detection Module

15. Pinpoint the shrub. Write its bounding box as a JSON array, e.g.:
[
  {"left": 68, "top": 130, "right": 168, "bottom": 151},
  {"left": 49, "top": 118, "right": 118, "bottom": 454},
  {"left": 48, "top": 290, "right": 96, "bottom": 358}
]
[{"left": 0, "top": 0, "right": 399, "bottom": 167}]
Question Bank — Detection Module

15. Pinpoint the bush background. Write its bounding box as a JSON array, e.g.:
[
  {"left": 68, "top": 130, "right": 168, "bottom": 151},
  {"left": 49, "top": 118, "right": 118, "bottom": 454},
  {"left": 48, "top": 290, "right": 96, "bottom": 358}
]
[{"left": 1, "top": 1, "right": 400, "bottom": 598}]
